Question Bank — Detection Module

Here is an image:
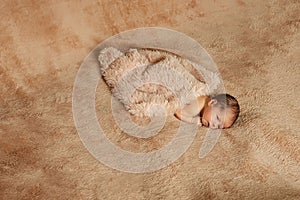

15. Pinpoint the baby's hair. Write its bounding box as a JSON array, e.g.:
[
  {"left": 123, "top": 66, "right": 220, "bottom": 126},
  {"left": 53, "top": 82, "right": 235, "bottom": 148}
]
[{"left": 211, "top": 93, "right": 240, "bottom": 125}]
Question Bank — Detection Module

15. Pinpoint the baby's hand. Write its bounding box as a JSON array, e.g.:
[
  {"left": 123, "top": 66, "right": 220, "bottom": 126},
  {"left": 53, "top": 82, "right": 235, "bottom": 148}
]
[{"left": 175, "top": 111, "right": 202, "bottom": 126}]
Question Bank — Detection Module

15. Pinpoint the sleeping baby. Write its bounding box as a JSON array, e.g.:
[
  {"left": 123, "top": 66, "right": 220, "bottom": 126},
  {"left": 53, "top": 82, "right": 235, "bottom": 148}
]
[
  {"left": 99, "top": 47, "right": 240, "bottom": 129},
  {"left": 175, "top": 93, "right": 240, "bottom": 129}
]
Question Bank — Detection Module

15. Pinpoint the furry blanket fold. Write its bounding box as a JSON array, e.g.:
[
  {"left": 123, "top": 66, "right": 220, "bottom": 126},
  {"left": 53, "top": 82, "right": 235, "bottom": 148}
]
[{"left": 98, "top": 47, "right": 220, "bottom": 117}]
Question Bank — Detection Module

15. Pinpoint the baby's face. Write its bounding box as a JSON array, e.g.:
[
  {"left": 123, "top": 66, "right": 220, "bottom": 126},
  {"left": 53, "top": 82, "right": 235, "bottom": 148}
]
[{"left": 201, "top": 105, "right": 234, "bottom": 129}]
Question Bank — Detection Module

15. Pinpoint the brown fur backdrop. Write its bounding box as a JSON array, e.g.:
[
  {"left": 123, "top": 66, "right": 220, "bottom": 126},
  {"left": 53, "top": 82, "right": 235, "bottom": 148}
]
[{"left": 1, "top": 0, "right": 300, "bottom": 199}]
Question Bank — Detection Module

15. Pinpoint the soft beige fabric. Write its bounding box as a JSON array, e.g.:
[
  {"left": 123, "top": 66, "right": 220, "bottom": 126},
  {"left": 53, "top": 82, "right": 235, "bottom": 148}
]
[
  {"left": 99, "top": 47, "right": 219, "bottom": 117},
  {"left": 1, "top": 1, "right": 300, "bottom": 200}
]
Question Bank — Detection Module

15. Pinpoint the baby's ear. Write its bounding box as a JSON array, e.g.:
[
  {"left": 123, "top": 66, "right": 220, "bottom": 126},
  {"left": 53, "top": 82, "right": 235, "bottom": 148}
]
[{"left": 208, "top": 99, "right": 218, "bottom": 106}]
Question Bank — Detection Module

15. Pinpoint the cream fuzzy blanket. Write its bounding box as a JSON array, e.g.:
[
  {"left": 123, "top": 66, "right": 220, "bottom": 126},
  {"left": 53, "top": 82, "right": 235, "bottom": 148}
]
[{"left": 98, "top": 47, "right": 220, "bottom": 117}]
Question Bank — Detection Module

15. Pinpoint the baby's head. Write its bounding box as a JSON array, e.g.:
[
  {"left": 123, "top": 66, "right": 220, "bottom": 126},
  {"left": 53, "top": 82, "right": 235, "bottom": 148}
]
[{"left": 201, "top": 94, "right": 240, "bottom": 129}]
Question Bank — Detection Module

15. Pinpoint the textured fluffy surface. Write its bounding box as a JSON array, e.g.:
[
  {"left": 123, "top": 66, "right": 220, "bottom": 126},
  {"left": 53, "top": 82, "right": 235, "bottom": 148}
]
[
  {"left": 99, "top": 47, "right": 219, "bottom": 117},
  {"left": 1, "top": 0, "right": 300, "bottom": 200}
]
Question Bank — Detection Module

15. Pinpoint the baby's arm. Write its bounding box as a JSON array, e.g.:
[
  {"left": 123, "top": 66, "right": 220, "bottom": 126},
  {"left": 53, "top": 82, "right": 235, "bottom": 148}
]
[{"left": 174, "top": 96, "right": 206, "bottom": 125}]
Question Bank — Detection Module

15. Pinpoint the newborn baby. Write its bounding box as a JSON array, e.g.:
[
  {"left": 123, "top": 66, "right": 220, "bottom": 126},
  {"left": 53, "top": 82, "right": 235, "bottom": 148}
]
[
  {"left": 175, "top": 93, "right": 240, "bottom": 129},
  {"left": 98, "top": 47, "right": 239, "bottom": 128}
]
